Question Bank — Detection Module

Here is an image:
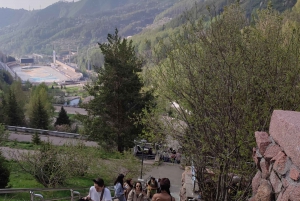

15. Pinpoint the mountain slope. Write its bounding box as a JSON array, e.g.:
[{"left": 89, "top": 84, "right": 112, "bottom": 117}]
[{"left": 0, "top": 0, "right": 296, "bottom": 56}]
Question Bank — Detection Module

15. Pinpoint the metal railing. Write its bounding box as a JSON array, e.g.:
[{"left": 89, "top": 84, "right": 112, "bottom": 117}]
[
  {"left": 6, "top": 125, "right": 85, "bottom": 139},
  {"left": 0, "top": 186, "right": 116, "bottom": 201}
]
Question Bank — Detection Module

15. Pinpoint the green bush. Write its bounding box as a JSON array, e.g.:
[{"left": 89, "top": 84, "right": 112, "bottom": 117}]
[
  {"left": 32, "top": 132, "right": 41, "bottom": 145},
  {"left": 0, "top": 151, "right": 10, "bottom": 188}
]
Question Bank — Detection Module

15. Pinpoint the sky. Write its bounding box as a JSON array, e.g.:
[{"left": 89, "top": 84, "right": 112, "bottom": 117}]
[{"left": 0, "top": 0, "right": 77, "bottom": 10}]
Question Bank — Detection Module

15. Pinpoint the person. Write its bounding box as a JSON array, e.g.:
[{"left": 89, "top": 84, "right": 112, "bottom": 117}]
[
  {"left": 127, "top": 181, "right": 149, "bottom": 201},
  {"left": 175, "top": 152, "right": 181, "bottom": 164},
  {"left": 114, "top": 174, "right": 126, "bottom": 201},
  {"left": 82, "top": 177, "right": 112, "bottom": 201},
  {"left": 124, "top": 178, "right": 134, "bottom": 200},
  {"left": 156, "top": 178, "right": 161, "bottom": 193},
  {"left": 162, "top": 151, "right": 169, "bottom": 162},
  {"left": 151, "top": 178, "right": 175, "bottom": 201},
  {"left": 148, "top": 148, "right": 153, "bottom": 155},
  {"left": 147, "top": 177, "right": 158, "bottom": 198},
  {"left": 170, "top": 151, "right": 176, "bottom": 163}
]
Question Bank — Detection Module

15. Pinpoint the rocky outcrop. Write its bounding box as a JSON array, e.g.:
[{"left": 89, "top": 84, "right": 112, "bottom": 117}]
[{"left": 250, "top": 110, "right": 300, "bottom": 201}]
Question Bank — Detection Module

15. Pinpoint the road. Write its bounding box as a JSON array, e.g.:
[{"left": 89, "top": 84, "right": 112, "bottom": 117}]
[
  {"left": 144, "top": 162, "right": 183, "bottom": 201},
  {"left": 7, "top": 133, "right": 97, "bottom": 146},
  {"left": 54, "top": 105, "right": 87, "bottom": 115}
]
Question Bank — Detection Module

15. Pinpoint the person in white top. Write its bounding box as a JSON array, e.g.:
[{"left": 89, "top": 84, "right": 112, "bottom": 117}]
[{"left": 82, "top": 177, "right": 112, "bottom": 201}]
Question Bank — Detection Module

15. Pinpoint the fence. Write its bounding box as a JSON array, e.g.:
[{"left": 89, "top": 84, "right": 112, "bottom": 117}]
[
  {"left": 0, "top": 186, "right": 116, "bottom": 201},
  {"left": 6, "top": 126, "right": 85, "bottom": 139}
]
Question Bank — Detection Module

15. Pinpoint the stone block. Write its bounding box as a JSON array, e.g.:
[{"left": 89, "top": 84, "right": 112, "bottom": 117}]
[
  {"left": 270, "top": 170, "right": 282, "bottom": 194},
  {"left": 260, "top": 158, "right": 270, "bottom": 179},
  {"left": 254, "top": 149, "right": 263, "bottom": 171},
  {"left": 271, "top": 151, "right": 289, "bottom": 175},
  {"left": 280, "top": 185, "right": 300, "bottom": 201},
  {"left": 252, "top": 171, "right": 262, "bottom": 195},
  {"left": 281, "top": 178, "right": 289, "bottom": 189},
  {"left": 264, "top": 144, "right": 282, "bottom": 161},
  {"left": 289, "top": 166, "right": 300, "bottom": 181},
  {"left": 276, "top": 192, "right": 283, "bottom": 201},
  {"left": 255, "top": 131, "right": 272, "bottom": 155},
  {"left": 254, "top": 179, "right": 272, "bottom": 201},
  {"left": 269, "top": 110, "right": 300, "bottom": 169},
  {"left": 288, "top": 185, "right": 300, "bottom": 201}
]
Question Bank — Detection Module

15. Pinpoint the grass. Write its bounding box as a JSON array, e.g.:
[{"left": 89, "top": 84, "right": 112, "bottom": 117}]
[
  {"left": 1, "top": 140, "right": 123, "bottom": 159},
  {"left": 63, "top": 86, "right": 89, "bottom": 98},
  {"left": 0, "top": 161, "right": 94, "bottom": 201},
  {"left": 0, "top": 140, "right": 134, "bottom": 200},
  {"left": 2, "top": 141, "right": 40, "bottom": 150}
]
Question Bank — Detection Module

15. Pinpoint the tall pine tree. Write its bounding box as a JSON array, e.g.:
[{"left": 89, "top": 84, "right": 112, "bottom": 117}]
[
  {"left": 81, "top": 29, "right": 151, "bottom": 152},
  {"left": 2, "top": 90, "right": 24, "bottom": 126},
  {"left": 26, "top": 83, "right": 54, "bottom": 130},
  {"left": 30, "top": 97, "right": 49, "bottom": 129},
  {"left": 54, "top": 106, "right": 70, "bottom": 126}
]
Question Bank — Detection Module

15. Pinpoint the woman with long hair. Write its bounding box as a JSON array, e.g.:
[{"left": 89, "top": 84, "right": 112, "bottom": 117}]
[
  {"left": 127, "top": 181, "right": 149, "bottom": 201},
  {"left": 151, "top": 178, "right": 175, "bottom": 201},
  {"left": 124, "top": 178, "right": 134, "bottom": 200},
  {"left": 114, "top": 174, "right": 126, "bottom": 201}
]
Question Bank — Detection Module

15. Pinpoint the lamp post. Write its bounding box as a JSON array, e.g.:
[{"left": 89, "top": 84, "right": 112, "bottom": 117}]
[{"left": 140, "top": 139, "right": 147, "bottom": 179}]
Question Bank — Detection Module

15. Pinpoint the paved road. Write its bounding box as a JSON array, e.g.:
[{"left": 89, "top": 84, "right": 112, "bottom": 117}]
[
  {"left": 54, "top": 106, "right": 87, "bottom": 115},
  {"left": 144, "top": 162, "right": 183, "bottom": 201},
  {"left": 8, "top": 133, "right": 98, "bottom": 146}
]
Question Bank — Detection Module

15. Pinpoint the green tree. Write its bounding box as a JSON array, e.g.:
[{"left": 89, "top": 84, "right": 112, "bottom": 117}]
[
  {"left": 30, "top": 97, "right": 49, "bottom": 129},
  {"left": 5, "top": 89, "right": 24, "bottom": 126},
  {"left": 79, "top": 29, "right": 152, "bottom": 152},
  {"left": 144, "top": 4, "right": 300, "bottom": 200},
  {"left": 32, "top": 132, "right": 41, "bottom": 145},
  {"left": 0, "top": 124, "right": 9, "bottom": 188},
  {"left": 0, "top": 151, "right": 9, "bottom": 188},
  {"left": 54, "top": 106, "right": 70, "bottom": 126},
  {"left": 26, "top": 83, "right": 54, "bottom": 129}
]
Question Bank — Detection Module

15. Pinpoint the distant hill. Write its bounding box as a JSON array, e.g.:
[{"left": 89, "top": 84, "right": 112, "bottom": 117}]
[
  {"left": 0, "top": 0, "right": 182, "bottom": 55},
  {"left": 0, "top": 8, "right": 28, "bottom": 28},
  {"left": 0, "top": 0, "right": 296, "bottom": 56}
]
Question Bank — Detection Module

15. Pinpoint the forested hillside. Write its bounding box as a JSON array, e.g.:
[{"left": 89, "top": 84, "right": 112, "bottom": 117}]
[
  {"left": 0, "top": 0, "right": 181, "bottom": 55},
  {"left": 0, "top": 0, "right": 296, "bottom": 56},
  {"left": 132, "top": 0, "right": 297, "bottom": 54}
]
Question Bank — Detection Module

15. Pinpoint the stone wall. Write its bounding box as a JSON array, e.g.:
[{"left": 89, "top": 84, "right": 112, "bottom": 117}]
[{"left": 250, "top": 110, "right": 300, "bottom": 201}]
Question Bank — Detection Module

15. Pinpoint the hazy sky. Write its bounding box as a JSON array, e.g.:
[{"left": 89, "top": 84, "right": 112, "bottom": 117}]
[{"left": 0, "top": 0, "right": 76, "bottom": 10}]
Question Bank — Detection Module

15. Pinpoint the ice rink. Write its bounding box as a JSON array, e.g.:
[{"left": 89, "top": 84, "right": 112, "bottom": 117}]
[{"left": 12, "top": 66, "right": 68, "bottom": 83}]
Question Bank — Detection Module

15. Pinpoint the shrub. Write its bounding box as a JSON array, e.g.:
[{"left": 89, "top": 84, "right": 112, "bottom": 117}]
[
  {"left": 32, "top": 132, "right": 41, "bottom": 145},
  {"left": 0, "top": 151, "right": 10, "bottom": 188}
]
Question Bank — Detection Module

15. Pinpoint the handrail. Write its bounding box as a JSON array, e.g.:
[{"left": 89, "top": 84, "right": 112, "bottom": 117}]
[
  {"left": 30, "top": 191, "right": 44, "bottom": 201},
  {"left": 0, "top": 187, "right": 89, "bottom": 194},
  {"left": 0, "top": 187, "right": 116, "bottom": 201},
  {"left": 5, "top": 125, "right": 86, "bottom": 139}
]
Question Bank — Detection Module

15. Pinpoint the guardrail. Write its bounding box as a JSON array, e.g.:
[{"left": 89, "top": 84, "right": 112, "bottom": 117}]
[
  {"left": 6, "top": 125, "right": 86, "bottom": 139},
  {"left": 0, "top": 186, "right": 116, "bottom": 201}
]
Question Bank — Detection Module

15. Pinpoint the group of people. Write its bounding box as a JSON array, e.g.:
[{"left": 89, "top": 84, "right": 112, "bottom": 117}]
[
  {"left": 161, "top": 148, "right": 181, "bottom": 164},
  {"left": 80, "top": 174, "right": 175, "bottom": 201}
]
